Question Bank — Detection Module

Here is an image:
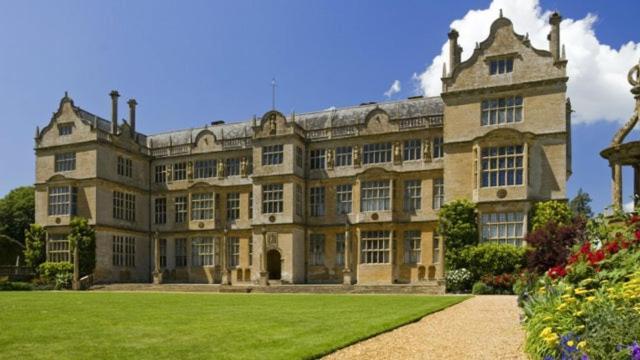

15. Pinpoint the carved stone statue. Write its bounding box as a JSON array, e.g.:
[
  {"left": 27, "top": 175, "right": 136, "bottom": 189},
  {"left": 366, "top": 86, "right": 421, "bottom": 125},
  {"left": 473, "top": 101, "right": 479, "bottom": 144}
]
[
  {"left": 326, "top": 149, "right": 334, "bottom": 169},
  {"left": 240, "top": 156, "right": 248, "bottom": 177},
  {"left": 166, "top": 166, "right": 173, "bottom": 183},
  {"left": 393, "top": 142, "right": 402, "bottom": 163},
  {"left": 187, "top": 161, "right": 193, "bottom": 180},
  {"left": 269, "top": 114, "right": 277, "bottom": 135},
  {"left": 423, "top": 139, "right": 432, "bottom": 162},
  {"left": 217, "top": 161, "right": 224, "bottom": 179},
  {"left": 353, "top": 145, "right": 361, "bottom": 167}
]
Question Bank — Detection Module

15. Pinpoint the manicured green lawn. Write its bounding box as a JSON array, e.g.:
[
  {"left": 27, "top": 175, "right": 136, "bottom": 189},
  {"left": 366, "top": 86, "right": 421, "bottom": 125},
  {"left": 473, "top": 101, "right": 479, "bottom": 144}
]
[{"left": 0, "top": 292, "right": 469, "bottom": 359}]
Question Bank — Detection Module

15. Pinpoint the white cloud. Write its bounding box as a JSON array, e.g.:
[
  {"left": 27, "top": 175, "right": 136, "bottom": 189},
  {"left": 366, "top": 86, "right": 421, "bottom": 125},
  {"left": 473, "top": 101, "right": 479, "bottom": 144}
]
[
  {"left": 384, "top": 80, "right": 401, "bottom": 98},
  {"left": 624, "top": 200, "right": 635, "bottom": 213},
  {"left": 414, "top": 0, "right": 640, "bottom": 124}
]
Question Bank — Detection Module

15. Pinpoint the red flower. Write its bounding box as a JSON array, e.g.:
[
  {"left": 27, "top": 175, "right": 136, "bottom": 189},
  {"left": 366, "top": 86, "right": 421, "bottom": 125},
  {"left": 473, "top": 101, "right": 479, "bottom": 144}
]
[
  {"left": 587, "top": 250, "right": 605, "bottom": 265},
  {"left": 605, "top": 241, "right": 620, "bottom": 254},
  {"left": 568, "top": 254, "right": 579, "bottom": 265},
  {"left": 630, "top": 215, "right": 640, "bottom": 224},
  {"left": 622, "top": 241, "right": 631, "bottom": 249},
  {"left": 547, "top": 265, "right": 567, "bottom": 279},
  {"left": 635, "top": 230, "right": 640, "bottom": 241},
  {"left": 580, "top": 243, "right": 592, "bottom": 255}
]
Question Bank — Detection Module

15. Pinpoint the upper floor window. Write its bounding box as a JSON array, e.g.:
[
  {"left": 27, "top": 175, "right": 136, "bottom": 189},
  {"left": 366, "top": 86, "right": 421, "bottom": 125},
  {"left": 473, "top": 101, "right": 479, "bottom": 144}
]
[
  {"left": 361, "top": 230, "right": 390, "bottom": 264},
  {"left": 227, "top": 192, "right": 240, "bottom": 221},
  {"left": 433, "top": 137, "right": 443, "bottom": 159},
  {"left": 55, "top": 152, "right": 76, "bottom": 172},
  {"left": 113, "top": 191, "right": 136, "bottom": 221},
  {"left": 481, "top": 212, "right": 525, "bottom": 246},
  {"left": 336, "top": 184, "right": 352, "bottom": 214},
  {"left": 58, "top": 123, "right": 73, "bottom": 136},
  {"left": 295, "top": 146, "right": 303, "bottom": 168},
  {"left": 117, "top": 156, "right": 133, "bottom": 178},
  {"left": 481, "top": 145, "right": 524, "bottom": 187},
  {"left": 191, "top": 193, "right": 214, "bottom": 220},
  {"left": 112, "top": 236, "right": 135, "bottom": 267},
  {"left": 310, "top": 149, "right": 326, "bottom": 170},
  {"left": 363, "top": 143, "right": 392, "bottom": 164},
  {"left": 262, "top": 145, "right": 283, "bottom": 165},
  {"left": 154, "top": 198, "right": 167, "bottom": 225},
  {"left": 262, "top": 183, "right": 283, "bottom": 214},
  {"left": 481, "top": 96, "right": 523, "bottom": 126},
  {"left": 154, "top": 165, "right": 167, "bottom": 184},
  {"left": 309, "top": 234, "right": 325, "bottom": 266},
  {"left": 295, "top": 184, "right": 303, "bottom": 217},
  {"left": 226, "top": 158, "right": 240, "bottom": 176},
  {"left": 175, "top": 196, "right": 188, "bottom": 224},
  {"left": 194, "top": 159, "right": 216, "bottom": 179},
  {"left": 432, "top": 178, "right": 444, "bottom": 210},
  {"left": 48, "top": 186, "right": 77, "bottom": 216},
  {"left": 403, "top": 180, "right": 421, "bottom": 212},
  {"left": 249, "top": 192, "right": 253, "bottom": 219},
  {"left": 173, "top": 162, "right": 187, "bottom": 181},
  {"left": 404, "top": 139, "right": 422, "bottom": 161},
  {"left": 335, "top": 146, "right": 352, "bottom": 167},
  {"left": 403, "top": 230, "right": 421, "bottom": 264},
  {"left": 361, "top": 180, "right": 390, "bottom": 212},
  {"left": 489, "top": 58, "right": 513, "bottom": 75},
  {"left": 309, "top": 186, "right": 325, "bottom": 217},
  {"left": 228, "top": 237, "right": 240, "bottom": 267}
]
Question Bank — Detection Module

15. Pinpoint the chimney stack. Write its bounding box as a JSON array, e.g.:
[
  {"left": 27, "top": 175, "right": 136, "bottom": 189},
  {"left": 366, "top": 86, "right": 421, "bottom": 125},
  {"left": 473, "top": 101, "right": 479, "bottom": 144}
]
[
  {"left": 549, "top": 12, "right": 562, "bottom": 62},
  {"left": 128, "top": 98, "right": 138, "bottom": 135},
  {"left": 110, "top": 90, "right": 120, "bottom": 135},
  {"left": 448, "top": 29, "right": 462, "bottom": 76}
]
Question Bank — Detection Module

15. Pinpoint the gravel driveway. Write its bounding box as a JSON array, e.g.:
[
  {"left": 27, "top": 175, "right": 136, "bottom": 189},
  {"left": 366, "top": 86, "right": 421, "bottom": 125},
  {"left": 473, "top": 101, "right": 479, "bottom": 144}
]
[{"left": 324, "top": 295, "right": 527, "bottom": 360}]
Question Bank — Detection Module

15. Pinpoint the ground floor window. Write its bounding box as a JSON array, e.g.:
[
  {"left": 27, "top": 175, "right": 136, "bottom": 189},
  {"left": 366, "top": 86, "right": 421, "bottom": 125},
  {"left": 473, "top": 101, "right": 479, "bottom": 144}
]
[
  {"left": 159, "top": 238, "right": 167, "bottom": 268},
  {"left": 480, "top": 212, "right": 525, "bottom": 246},
  {"left": 432, "top": 232, "right": 440, "bottom": 264},
  {"left": 47, "top": 234, "right": 70, "bottom": 262},
  {"left": 361, "top": 230, "right": 390, "bottom": 264},
  {"left": 112, "top": 236, "right": 135, "bottom": 267},
  {"left": 403, "top": 231, "right": 421, "bottom": 264},
  {"left": 228, "top": 237, "right": 240, "bottom": 267},
  {"left": 191, "top": 237, "right": 216, "bottom": 266},
  {"left": 175, "top": 238, "right": 187, "bottom": 267},
  {"left": 309, "top": 234, "right": 325, "bottom": 266}
]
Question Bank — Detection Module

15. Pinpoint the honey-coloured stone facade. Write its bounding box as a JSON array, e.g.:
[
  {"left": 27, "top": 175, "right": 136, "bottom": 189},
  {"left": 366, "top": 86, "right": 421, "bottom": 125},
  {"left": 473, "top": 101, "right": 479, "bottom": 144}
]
[{"left": 34, "top": 13, "right": 570, "bottom": 287}]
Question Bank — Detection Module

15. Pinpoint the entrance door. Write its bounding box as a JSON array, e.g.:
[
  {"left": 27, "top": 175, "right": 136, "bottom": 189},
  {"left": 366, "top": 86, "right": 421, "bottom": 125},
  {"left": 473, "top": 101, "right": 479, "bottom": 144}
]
[{"left": 267, "top": 250, "right": 281, "bottom": 280}]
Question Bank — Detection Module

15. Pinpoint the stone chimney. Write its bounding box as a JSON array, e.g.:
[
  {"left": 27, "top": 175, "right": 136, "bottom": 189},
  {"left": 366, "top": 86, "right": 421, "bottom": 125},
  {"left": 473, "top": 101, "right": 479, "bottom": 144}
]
[
  {"left": 448, "top": 29, "right": 462, "bottom": 76},
  {"left": 128, "top": 98, "right": 137, "bottom": 135},
  {"left": 110, "top": 90, "right": 120, "bottom": 135},
  {"left": 549, "top": 12, "right": 562, "bottom": 62}
]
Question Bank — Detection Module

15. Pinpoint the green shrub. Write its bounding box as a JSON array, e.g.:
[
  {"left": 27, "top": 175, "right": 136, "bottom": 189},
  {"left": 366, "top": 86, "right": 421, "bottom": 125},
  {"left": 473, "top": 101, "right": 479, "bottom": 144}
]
[
  {"left": 24, "top": 224, "right": 46, "bottom": 270},
  {"left": 438, "top": 199, "right": 477, "bottom": 266},
  {"left": 450, "top": 243, "right": 526, "bottom": 281},
  {"left": 471, "top": 281, "right": 492, "bottom": 294},
  {"left": 38, "top": 262, "right": 73, "bottom": 284},
  {"left": 531, "top": 200, "right": 572, "bottom": 231},
  {"left": 445, "top": 268, "right": 473, "bottom": 293},
  {"left": 69, "top": 217, "right": 95, "bottom": 277},
  {"left": 0, "top": 281, "right": 34, "bottom": 291}
]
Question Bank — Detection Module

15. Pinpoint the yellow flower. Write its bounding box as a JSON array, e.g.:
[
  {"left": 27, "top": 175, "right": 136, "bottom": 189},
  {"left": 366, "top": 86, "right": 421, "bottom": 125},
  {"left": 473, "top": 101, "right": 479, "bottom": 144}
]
[
  {"left": 556, "top": 303, "right": 568, "bottom": 311},
  {"left": 575, "top": 325, "right": 585, "bottom": 331},
  {"left": 577, "top": 341, "right": 587, "bottom": 350},
  {"left": 574, "top": 288, "right": 589, "bottom": 295},
  {"left": 543, "top": 316, "right": 553, "bottom": 321},
  {"left": 574, "top": 310, "right": 584, "bottom": 317},
  {"left": 540, "top": 327, "right": 553, "bottom": 337},
  {"left": 586, "top": 296, "right": 596, "bottom": 302},
  {"left": 567, "top": 340, "right": 575, "bottom": 347}
]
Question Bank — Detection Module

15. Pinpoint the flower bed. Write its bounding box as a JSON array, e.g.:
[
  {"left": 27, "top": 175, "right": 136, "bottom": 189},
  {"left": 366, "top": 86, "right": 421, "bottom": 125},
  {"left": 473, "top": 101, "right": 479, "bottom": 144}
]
[{"left": 522, "top": 214, "right": 640, "bottom": 359}]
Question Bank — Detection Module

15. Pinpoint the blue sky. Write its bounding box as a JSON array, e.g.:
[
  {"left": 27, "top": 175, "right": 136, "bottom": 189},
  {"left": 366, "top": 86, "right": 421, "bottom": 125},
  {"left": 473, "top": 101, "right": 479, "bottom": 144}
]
[{"left": 1, "top": 0, "right": 638, "bottom": 212}]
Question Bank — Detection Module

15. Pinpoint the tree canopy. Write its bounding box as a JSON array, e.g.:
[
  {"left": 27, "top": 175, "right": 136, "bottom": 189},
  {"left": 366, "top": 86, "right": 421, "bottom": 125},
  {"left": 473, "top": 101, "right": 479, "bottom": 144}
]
[
  {"left": 569, "top": 188, "right": 593, "bottom": 219},
  {"left": 0, "top": 186, "right": 34, "bottom": 264}
]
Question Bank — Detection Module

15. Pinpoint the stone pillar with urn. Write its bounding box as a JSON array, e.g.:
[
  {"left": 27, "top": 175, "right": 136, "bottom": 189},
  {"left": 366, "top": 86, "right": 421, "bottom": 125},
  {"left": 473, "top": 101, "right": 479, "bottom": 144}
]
[
  {"left": 152, "top": 232, "right": 163, "bottom": 284},
  {"left": 259, "top": 226, "right": 269, "bottom": 286},
  {"left": 342, "top": 218, "right": 352, "bottom": 285}
]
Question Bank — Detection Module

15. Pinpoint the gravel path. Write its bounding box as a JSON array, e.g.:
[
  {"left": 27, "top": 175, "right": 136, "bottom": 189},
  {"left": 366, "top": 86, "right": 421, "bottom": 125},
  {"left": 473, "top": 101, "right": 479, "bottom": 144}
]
[{"left": 324, "top": 295, "right": 526, "bottom": 360}]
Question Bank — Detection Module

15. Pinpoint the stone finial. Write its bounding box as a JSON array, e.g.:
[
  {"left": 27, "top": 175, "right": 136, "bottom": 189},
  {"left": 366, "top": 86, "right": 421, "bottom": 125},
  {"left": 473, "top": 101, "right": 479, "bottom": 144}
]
[
  {"left": 34, "top": 126, "right": 40, "bottom": 139},
  {"left": 442, "top": 62, "right": 447, "bottom": 78},
  {"left": 499, "top": 9, "right": 503, "bottom": 18},
  {"left": 549, "top": 12, "right": 562, "bottom": 62},
  {"left": 561, "top": 44, "right": 566, "bottom": 60},
  {"left": 110, "top": 90, "right": 120, "bottom": 135},
  {"left": 127, "top": 98, "right": 137, "bottom": 135}
]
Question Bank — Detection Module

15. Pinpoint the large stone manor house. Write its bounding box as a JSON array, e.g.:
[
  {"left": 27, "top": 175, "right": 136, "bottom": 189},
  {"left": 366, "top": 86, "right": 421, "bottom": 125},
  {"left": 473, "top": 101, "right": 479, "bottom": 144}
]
[{"left": 34, "top": 13, "right": 571, "bottom": 286}]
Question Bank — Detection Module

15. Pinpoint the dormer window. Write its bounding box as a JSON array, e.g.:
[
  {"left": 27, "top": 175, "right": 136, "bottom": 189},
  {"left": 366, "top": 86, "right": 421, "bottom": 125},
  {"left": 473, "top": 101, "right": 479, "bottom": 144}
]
[
  {"left": 489, "top": 58, "right": 513, "bottom": 75},
  {"left": 58, "top": 123, "right": 73, "bottom": 136}
]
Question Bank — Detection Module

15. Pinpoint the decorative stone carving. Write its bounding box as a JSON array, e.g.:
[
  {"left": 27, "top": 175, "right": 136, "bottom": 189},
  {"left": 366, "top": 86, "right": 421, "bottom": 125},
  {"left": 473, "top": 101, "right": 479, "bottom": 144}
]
[
  {"left": 353, "top": 145, "right": 361, "bottom": 167},
  {"left": 266, "top": 232, "right": 278, "bottom": 249},
  {"left": 393, "top": 141, "right": 402, "bottom": 163},
  {"left": 217, "top": 161, "right": 224, "bottom": 179},
  {"left": 423, "top": 139, "right": 432, "bottom": 162},
  {"left": 187, "top": 161, "right": 193, "bottom": 181},
  {"left": 240, "top": 156, "right": 248, "bottom": 177},
  {"left": 326, "top": 149, "right": 334, "bottom": 169},
  {"left": 166, "top": 165, "right": 173, "bottom": 183},
  {"left": 269, "top": 114, "right": 277, "bottom": 135}
]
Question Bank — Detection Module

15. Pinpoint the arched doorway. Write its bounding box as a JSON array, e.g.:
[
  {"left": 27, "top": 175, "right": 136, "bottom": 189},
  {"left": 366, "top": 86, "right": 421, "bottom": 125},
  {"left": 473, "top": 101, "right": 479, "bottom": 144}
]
[{"left": 266, "top": 250, "right": 281, "bottom": 280}]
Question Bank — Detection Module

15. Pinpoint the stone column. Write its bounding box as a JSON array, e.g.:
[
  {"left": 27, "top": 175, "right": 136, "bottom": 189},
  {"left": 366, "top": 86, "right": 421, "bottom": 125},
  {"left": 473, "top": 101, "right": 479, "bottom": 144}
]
[
  {"left": 221, "top": 230, "right": 231, "bottom": 285},
  {"left": 152, "top": 233, "right": 163, "bottom": 284},
  {"left": 612, "top": 163, "right": 623, "bottom": 210},
  {"left": 72, "top": 241, "right": 80, "bottom": 290},
  {"left": 342, "top": 225, "right": 352, "bottom": 285},
  {"left": 259, "top": 229, "right": 269, "bottom": 286},
  {"left": 635, "top": 165, "right": 640, "bottom": 208}
]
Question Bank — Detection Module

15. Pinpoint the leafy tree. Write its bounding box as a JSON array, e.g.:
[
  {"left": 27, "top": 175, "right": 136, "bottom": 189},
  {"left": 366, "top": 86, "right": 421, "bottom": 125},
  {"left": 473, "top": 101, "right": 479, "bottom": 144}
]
[
  {"left": 24, "top": 224, "right": 46, "bottom": 270},
  {"left": 438, "top": 199, "right": 478, "bottom": 266},
  {"left": 68, "top": 217, "right": 95, "bottom": 277},
  {"left": 531, "top": 200, "right": 572, "bottom": 231},
  {"left": 0, "top": 186, "right": 35, "bottom": 245},
  {"left": 525, "top": 216, "right": 587, "bottom": 274},
  {"left": 569, "top": 188, "right": 593, "bottom": 219}
]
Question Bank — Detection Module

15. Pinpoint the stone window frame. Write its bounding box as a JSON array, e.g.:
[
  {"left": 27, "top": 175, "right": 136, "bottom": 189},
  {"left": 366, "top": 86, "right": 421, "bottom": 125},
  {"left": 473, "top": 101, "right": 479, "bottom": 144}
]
[
  {"left": 58, "top": 123, "right": 73, "bottom": 136},
  {"left": 113, "top": 191, "right": 136, "bottom": 222},
  {"left": 228, "top": 237, "right": 240, "bottom": 267},
  {"left": 489, "top": 57, "right": 514, "bottom": 75},
  {"left": 295, "top": 146, "right": 304, "bottom": 168},
  {"left": 363, "top": 142, "right": 392, "bottom": 165},
  {"left": 432, "top": 137, "right": 444, "bottom": 159},
  {"left": 248, "top": 236, "right": 253, "bottom": 266},
  {"left": 175, "top": 238, "right": 188, "bottom": 267},
  {"left": 335, "top": 233, "right": 345, "bottom": 267},
  {"left": 249, "top": 192, "right": 253, "bottom": 219},
  {"left": 154, "top": 164, "right": 167, "bottom": 184},
  {"left": 48, "top": 185, "right": 77, "bottom": 216},
  {"left": 360, "top": 230, "right": 390, "bottom": 264},
  {"left": 336, "top": 184, "right": 353, "bottom": 215},
  {"left": 480, "top": 145, "right": 524, "bottom": 188},
  {"left": 432, "top": 232, "right": 440, "bottom": 264},
  {"left": 403, "top": 139, "right": 422, "bottom": 161},
  {"left": 335, "top": 146, "right": 353, "bottom": 167},
  {"left": 159, "top": 238, "right": 167, "bottom": 268},
  {"left": 403, "top": 230, "right": 421, "bottom": 265},
  {"left": 47, "top": 234, "right": 70, "bottom": 263},
  {"left": 262, "top": 183, "right": 284, "bottom": 214},
  {"left": 481, "top": 96, "right": 523, "bottom": 126},
  {"left": 309, "top": 233, "right": 325, "bottom": 266},
  {"left": 154, "top": 197, "right": 167, "bottom": 225},
  {"left": 309, "top": 149, "right": 326, "bottom": 170},
  {"left": 225, "top": 158, "right": 241, "bottom": 177},
  {"left": 309, "top": 186, "right": 325, "bottom": 217},
  {"left": 403, "top": 180, "right": 421, "bottom": 212},
  {"left": 191, "top": 236, "right": 217, "bottom": 267},
  {"left": 54, "top": 152, "right": 76, "bottom": 172},
  {"left": 295, "top": 184, "right": 303, "bottom": 217},
  {"left": 262, "top": 144, "right": 284, "bottom": 165},
  {"left": 112, "top": 235, "right": 135, "bottom": 267},
  {"left": 194, "top": 159, "right": 216, "bottom": 179},
  {"left": 226, "top": 192, "right": 240, "bottom": 221},
  {"left": 173, "top": 162, "right": 187, "bottom": 181},
  {"left": 117, "top": 156, "right": 133, "bottom": 178},
  {"left": 174, "top": 196, "right": 188, "bottom": 224},
  {"left": 480, "top": 212, "right": 525, "bottom": 247},
  {"left": 360, "top": 180, "right": 390, "bottom": 212},
  {"left": 191, "top": 192, "right": 214, "bottom": 220},
  {"left": 432, "top": 178, "right": 444, "bottom": 210}
]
